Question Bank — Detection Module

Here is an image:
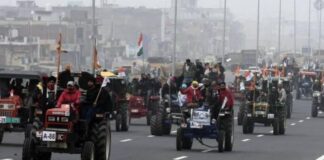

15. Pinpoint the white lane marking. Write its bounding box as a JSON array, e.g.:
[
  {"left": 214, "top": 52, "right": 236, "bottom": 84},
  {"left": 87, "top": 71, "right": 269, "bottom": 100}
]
[
  {"left": 147, "top": 135, "right": 155, "bottom": 138},
  {"left": 316, "top": 155, "right": 324, "bottom": 160},
  {"left": 319, "top": 111, "right": 323, "bottom": 114},
  {"left": 298, "top": 120, "right": 304, "bottom": 123},
  {"left": 290, "top": 123, "right": 296, "bottom": 126},
  {"left": 306, "top": 117, "right": 311, "bottom": 120},
  {"left": 202, "top": 149, "right": 214, "bottom": 153},
  {"left": 241, "top": 139, "right": 250, "bottom": 142},
  {"left": 173, "top": 156, "right": 188, "bottom": 160},
  {"left": 1, "top": 159, "right": 14, "bottom": 160},
  {"left": 257, "top": 134, "right": 264, "bottom": 138},
  {"left": 269, "top": 130, "right": 273, "bottom": 133},
  {"left": 234, "top": 117, "right": 238, "bottom": 120},
  {"left": 171, "top": 130, "right": 177, "bottom": 134},
  {"left": 120, "top": 139, "right": 133, "bottom": 142}
]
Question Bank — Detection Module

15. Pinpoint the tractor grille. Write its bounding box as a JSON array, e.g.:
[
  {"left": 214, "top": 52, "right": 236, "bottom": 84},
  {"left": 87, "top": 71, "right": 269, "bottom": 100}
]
[
  {"left": 254, "top": 106, "right": 267, "bottom": 111},
  {"left": 47, "top": 124, "right": 69, "bottom": 132},
  {"left": 0, "top": 110, "right": 13, "bottom": 116}
]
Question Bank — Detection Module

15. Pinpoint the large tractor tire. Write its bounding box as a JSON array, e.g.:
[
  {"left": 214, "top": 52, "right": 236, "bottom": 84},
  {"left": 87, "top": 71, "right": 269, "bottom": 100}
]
[
  {"left": 312, "top": 102, "right": 318, "bottom": 118},
  {"left": 25, "top": 118, "right": 42, "bottom": 138},
  {"left": 146, "top": 110, "right": 152, "bottom": 126},
  {"left": 22, "top": 138, "right": 35, "bottom": 160},
  {"left": 176, "top": 128, "right": 192, "bottom": 151},
  {"left": 115, "top": 114, "right": 121, "bottom": 131},
  {"left": 278, "top": 118, "right": 286, "bottom": 135},
  {"left": 81, "top": 141, "right": 95, "bottom": 160},
  {"left": 237, "top": 112, "right": 243, "bottom": 126},
  {"left": 242, "top": 116, "right": 254, "bottom": 134},
  {"left": 218, "top": 130, "right": 225, "bottom": 153},
  {"left": 0, "top": 126, "right": 4, "bottom": 144},
  {"left": 150, "top": 114, "right": 164, "bottom": 136},
  {"left": 272, "top": 118, "right": 279, "bottom": 135},
  {"left": 286, "top": 95, "right": 293, "bottom": 119},
  {"left": 91, "top": 120, "right": 111, "bottom": 160},
  {"left": 151, "top": 107, "right": 170, "bottom": 136},
  {"left": 121, "top": 104, "right": 130, "bottom": 131},
  {"left": 225, "top": 117, "right": 234, "bottom": 151},
  {"left": 296, "top": 89, "right": 301, "bottom": 100}
]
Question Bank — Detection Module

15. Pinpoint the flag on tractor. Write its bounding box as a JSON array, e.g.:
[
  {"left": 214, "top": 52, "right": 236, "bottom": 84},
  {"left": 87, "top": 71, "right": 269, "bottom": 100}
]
[
  {"left": 93, "top": 45, "right": 101, "bottom": 69},
  {"left": 137, "top": 33, "right": 144, "bottom": 56}
]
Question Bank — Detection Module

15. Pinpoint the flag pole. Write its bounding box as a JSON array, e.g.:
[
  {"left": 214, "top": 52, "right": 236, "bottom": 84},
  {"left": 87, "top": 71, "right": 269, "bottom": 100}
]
[
  {"left": 92, "top": 39, "right": 97, "bottom": 75},
  {"left": 143, "top": 44, "right": 145, "bottom": 73},
  {"left": 56, "top": 33, "right": 62, "bottom": 79}
]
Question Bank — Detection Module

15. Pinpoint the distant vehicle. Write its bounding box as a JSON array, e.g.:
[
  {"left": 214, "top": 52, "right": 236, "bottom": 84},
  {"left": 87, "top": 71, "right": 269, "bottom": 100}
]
[{"left": 0, "top": 71, "right": 47, "bottom": 144}]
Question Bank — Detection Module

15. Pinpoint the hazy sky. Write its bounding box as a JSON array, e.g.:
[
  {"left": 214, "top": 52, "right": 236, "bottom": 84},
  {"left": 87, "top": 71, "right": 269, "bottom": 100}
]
[{"left": 1, "top": 0, "right": 322, "bottom": 22}]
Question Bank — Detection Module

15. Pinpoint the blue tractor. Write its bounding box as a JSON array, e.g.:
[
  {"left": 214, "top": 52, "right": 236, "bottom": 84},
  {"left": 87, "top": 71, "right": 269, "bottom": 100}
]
[{"left": 176, "top": 98, "right": 233, "bottom": 152}]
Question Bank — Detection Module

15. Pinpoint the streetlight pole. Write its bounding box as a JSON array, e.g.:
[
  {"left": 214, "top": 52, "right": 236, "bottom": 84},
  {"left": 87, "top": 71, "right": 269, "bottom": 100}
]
[
  {"left": 294, "top": 0, "right": 297, "bottom": 55},
  {"left": 92, "top": 0, "right": 96, "bottom": 76},
  {"left": 308, "top": 0, "right": 312, "bottom": 57},
  {"left": 222, "top": 0, "right": 227, "bottom": 64},
  {"left": 278, "top": 0, "right": 282, "bottom": 55},
  {"left": 319, "top": 0, "right": 322, "bottom": 55},
  {"left": 172, "top": 0, "right": 178, "bottom": 76},
  {"left": 256, "top": 0, "right": 260, "bottom": 66}
]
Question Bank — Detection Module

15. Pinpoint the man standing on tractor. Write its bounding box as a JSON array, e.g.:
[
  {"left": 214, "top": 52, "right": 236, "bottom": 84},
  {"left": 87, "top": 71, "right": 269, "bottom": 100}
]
[
  {"left": 182, "top": 59, "right": 196, "bottom": 86},
  {"left": 58, "top": 65, "right": 74, "bottom": 89},
  {"left": 278, "top": 83, "right": 287, "bottom": 104},
  {"left": 218, "top": 82, "right": 234, "bottom": 111},
  {"left": 81, "top": 77, "right": 99, "bottom": 122},
  {"left": 161, "top": 77, "right": 178, "bottom": 98}
]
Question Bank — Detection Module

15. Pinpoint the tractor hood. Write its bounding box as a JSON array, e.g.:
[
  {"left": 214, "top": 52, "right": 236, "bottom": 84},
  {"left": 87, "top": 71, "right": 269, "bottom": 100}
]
[{"left": 46, "top": 105, "right": 70, "bottom": 116}]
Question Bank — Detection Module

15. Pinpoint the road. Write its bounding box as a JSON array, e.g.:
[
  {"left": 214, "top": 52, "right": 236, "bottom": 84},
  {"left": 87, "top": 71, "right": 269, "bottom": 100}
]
[{"left": 1, "top": 97, "right": 324, "bottom": 160}]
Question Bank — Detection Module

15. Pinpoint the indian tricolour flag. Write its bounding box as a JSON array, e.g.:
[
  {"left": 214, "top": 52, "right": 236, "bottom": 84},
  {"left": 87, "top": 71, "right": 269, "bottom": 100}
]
[{"left": 137, "top": 33, "right": 144, "bottom": 56}]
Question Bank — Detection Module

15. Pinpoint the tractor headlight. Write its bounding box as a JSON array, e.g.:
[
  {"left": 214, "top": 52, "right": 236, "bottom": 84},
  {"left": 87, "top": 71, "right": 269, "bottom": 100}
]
[
  {"left": 313, "top": 92, "right": 321, "bottom": 97},
  {"left": 48, "top": 116, "right": 55, "bottom": 122},
  {"left": 60, "top": 117, "right": 69, "bottom": 123},
  {"left": 7, "top": 104, "right": 15, "bottom": 109}
]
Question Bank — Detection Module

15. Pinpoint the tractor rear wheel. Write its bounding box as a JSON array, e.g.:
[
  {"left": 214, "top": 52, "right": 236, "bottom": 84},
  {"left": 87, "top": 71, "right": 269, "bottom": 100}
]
[{"left": 81, "top": 141, "right": 95, "bottom": 160}]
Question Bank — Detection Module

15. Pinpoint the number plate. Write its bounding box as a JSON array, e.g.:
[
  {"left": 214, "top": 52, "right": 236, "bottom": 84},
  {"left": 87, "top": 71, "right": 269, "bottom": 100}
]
[
  {"left": 267, "top": 114, "right": 274, "bottom": 119},
  {"left": 0, "top": 116, "right": 6, "bottom": 123},
  {"left": 42, "top": 131, "right": 56, "bottom": 142},
  {"left": 131, "top": 109, "right": 139, "bottom": 113},
  {"left": 190, "top": 121, "right": 203, "bottom": 129}
]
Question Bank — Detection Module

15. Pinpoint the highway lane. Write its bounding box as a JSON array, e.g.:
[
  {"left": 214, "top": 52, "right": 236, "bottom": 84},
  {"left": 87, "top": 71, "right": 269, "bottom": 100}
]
[{"left": 1, "top": 97, "right": 324, "bottom": 160}]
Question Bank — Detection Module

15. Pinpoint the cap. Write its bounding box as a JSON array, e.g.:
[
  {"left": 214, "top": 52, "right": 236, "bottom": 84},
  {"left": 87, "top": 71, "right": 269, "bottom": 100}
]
[
  {"left": 192, "top": 81, "right": 199, "bottom": 85},
  {"left": 181, "top": 83, "right": 187, "bottom": 89},
  {"left": 67, "top": 81, "right": 74, "bottom": 86}
]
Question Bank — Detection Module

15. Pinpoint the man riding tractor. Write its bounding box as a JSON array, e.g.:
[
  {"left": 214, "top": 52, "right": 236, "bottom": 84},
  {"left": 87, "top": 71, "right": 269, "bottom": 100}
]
[{"left": 22, "top": 79, "right": 112, "bottom": 160}]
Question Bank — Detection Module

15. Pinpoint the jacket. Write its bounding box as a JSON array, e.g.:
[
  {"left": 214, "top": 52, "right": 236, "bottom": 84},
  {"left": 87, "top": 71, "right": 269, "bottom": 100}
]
[
  {"left": 181, "top": 86, "right": 203, "bottom": 103},
  {"left": 182, "top": 63, "right": 196, "bottom": 79},
  {"left": 57, "top": 89, "right": 81, "bottom": 108},
  {"left": 219, "top": 89, "right": 234, "bottom": 109}
]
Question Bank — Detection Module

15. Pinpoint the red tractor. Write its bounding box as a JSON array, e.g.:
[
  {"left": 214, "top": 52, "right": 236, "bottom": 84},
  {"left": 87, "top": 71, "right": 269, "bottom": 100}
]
[
  {"left": 22, "top": 103, "right": 111, "bottom": 160},
  {"left": 129, "top": 95, "right": 160, "bottom": 125},
  {"left": 0, "top": 71, "right": 47, "bottom": 144}
]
